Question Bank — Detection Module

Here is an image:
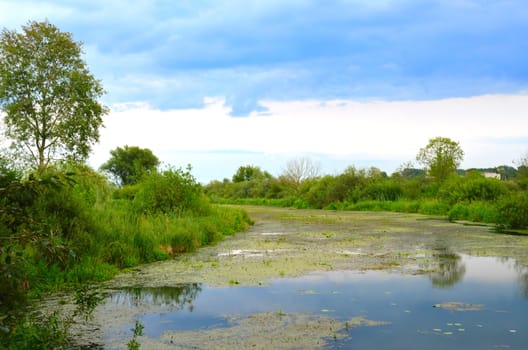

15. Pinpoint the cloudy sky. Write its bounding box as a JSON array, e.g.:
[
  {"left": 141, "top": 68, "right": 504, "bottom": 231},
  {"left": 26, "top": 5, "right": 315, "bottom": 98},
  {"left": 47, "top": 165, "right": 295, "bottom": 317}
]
[{"left": 2, "top": 0, "right": 528, "bottom": 182}]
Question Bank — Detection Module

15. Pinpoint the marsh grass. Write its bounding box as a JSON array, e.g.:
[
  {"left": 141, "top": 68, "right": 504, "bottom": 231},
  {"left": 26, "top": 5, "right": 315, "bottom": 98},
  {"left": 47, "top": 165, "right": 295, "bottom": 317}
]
[
  {"left": 1, "top": 165, "right": 253, "bottom": 348},
  {"left": 213, "top": 196, "right": 507, "bottom": 227}
]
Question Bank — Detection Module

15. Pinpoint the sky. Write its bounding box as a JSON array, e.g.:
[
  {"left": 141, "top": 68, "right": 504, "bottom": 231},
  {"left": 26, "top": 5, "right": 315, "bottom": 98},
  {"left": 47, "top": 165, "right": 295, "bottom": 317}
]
[{"left": 2, "top": 0, "right": 528, "bottom": 182}]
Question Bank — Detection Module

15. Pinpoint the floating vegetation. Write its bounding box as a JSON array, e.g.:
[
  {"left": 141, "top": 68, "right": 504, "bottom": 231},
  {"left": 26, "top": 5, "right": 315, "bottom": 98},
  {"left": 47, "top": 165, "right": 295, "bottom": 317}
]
[
  {"left": 137, "top": 312, "right": 390, "bottom": 350},
  {"left": 433, "top": 302, "right": 485, "bottom": 311},
  {"left": 61, "top": 207, "right": 527, "bottom": 348},
  {"left": 297, "top": 289, "right": 320, "bottom": 295}
]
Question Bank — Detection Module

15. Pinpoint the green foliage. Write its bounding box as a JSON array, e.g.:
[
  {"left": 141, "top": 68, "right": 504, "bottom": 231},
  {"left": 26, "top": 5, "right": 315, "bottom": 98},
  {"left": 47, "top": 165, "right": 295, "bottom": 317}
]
[
  {"left": 232, "top": 165, "right": 271, "bottom": 183},
  {"left": 100, "top": 145, "right": 160, "bottom": 187},
  {"left": 206, "top": 158, "right": 526, "bottom": 231},
  {"left": 0, "top": 165, "right": 111, "bottom": 317},
  {"left": 0, "top": 20, "right": 107, "bottom": 170},
  {"left": 3, "top": 311, "right": 69, "bottom": 349},
  {"left": 439, "top": 172, "right": 506, "bottom": 204},
  {"left": 418, "top": 200, "right": 450, "bottom": 215},
  {"left": 515, "top": 165, "right": 528, "bottom": 190},
  {"left": 304, "top": 175, "right": 342, "bottom": 208},
  {"left": 0, "top": 160, "right": 253, "bottom": 346},
  {"left": 73, "top": 285, "right": 105, "bottom": 321},
  {"left": 127, "top": 319, "right": 145, "bottom": 350},
  {"left": 0, "top": 156, "right": 21, "bottom": 188},
  {"left": 416, "top": 136, "right": 464, "bottom": 182},
  {"left": 363, "top": 180, "right": 403, "bottom": 201},
  {"left": 497, "top": 192, "right": 528, "bottom": 229},
  {"left": 448, "top": 201, "right": 499, "bottom": 223},
  {"left": 133, "top": 166, "right": 209, "bottom": 216}
]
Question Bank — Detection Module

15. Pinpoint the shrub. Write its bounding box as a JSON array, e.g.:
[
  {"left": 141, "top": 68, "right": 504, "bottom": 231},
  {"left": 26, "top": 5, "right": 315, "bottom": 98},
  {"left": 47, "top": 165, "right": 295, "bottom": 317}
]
[
  {"left": 418, "top": 200, "right": 450, "bottom": 215},
  {"left": 448, "top": 201, "right": 499, "bottom": 223},
  {"left": 439, "top": 173, "right": 506, "bottom": 204},
  {"left": 448, "top": 203, "right": 469, "bottom": 221},
  {"left": 497, "top": 192, "right": 528, "bottom": 229},
  {"left": 133, "top": 166, "right": 211, "bottom": 216},
  {"left": 363, "top": 180, "right": 403, "bottom": 201},
  {"left": 390, "top": 200, "right": 420, "bottom": 213}
]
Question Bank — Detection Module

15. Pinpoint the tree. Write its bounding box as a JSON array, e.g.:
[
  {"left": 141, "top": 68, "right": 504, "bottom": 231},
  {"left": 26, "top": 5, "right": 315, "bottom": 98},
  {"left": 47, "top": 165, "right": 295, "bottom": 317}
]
[
  {"left": 0, "top": 21, "right": 107, "bottom": 171},
  {"left": 416, "top": 137, "right": 464, "bottom": 182},
  {"left": 282, "top": 157, "right": 321, "bottom": 186},
  {"left": 100, "top": 145, "right": 160, "bottom": 186},
  {"left": 232, "top": 165, "right": 271, "bottom": 182},
  {"left": 515, "top": 150, "right": 528, "bottom": 190}
]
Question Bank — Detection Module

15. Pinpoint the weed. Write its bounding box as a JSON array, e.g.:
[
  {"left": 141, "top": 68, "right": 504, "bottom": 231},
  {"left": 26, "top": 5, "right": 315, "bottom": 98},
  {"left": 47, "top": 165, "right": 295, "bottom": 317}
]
[
  {"left": 127, "top": 319, "right": 145, "bottom": 350},
  {"left": 73, "top": 285, "right": 104, "bottom": 321}
]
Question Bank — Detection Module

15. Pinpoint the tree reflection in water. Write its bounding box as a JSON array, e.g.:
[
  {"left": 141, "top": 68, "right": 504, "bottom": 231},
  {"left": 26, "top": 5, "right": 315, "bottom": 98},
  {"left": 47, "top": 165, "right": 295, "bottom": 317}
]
[
  {"left": 109, "top": 284, "right": 202, "bottom": 312},
  {"left": 428, "top": 247, "right": 466, "bottom": 289},
  {"left": 515, "top": 261, "right": 528, "bottom": 298}
]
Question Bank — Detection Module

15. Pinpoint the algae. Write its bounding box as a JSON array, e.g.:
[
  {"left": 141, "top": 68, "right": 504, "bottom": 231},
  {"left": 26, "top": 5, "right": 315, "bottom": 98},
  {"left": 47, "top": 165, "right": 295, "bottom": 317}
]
[
  {"left": 117, "top": 312, "right": 388, "bottom": 350},
  {"left": 44, "top": 206, "right": 528, "bottom": 348},
  {"left": 107, "top": 206, "right": 528, "bottom": 289},
  {"left": 433, "top": 302, "right": 485, "bottom": 311}
]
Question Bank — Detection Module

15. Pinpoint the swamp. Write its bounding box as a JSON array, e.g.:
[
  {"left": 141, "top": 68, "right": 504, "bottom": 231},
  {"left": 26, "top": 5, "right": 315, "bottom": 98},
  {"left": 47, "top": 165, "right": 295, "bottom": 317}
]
[{"left": 51, "top": 206, "right": 528, "bottom": 349}]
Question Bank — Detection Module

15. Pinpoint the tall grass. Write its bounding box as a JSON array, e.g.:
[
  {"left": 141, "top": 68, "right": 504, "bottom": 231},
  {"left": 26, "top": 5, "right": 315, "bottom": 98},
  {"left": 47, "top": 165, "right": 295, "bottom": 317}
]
[{"left": 1, "top": 164, "right": 253, "bottom": 348}]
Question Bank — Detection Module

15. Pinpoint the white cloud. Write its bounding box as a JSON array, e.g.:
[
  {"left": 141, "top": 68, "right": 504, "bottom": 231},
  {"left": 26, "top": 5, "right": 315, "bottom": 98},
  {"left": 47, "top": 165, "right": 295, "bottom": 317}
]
[
  {"left": 90, "top": 93, "right": 528, "bottom": 181},
  {"left": 0, "top": 1, "right": 74, "bottom": 28}
]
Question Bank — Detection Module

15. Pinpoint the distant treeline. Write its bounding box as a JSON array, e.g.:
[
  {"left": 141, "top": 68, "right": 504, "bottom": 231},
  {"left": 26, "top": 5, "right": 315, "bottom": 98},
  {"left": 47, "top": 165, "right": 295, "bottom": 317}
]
[{"left": 205, "top": 162, "right": 528, "bottom": 231}]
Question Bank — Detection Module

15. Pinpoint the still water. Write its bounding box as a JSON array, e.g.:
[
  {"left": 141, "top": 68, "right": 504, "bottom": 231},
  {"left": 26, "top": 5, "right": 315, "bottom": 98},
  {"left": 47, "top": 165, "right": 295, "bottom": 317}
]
[{"left": 104, "top": 254, "right": 527, "bottom": 349}]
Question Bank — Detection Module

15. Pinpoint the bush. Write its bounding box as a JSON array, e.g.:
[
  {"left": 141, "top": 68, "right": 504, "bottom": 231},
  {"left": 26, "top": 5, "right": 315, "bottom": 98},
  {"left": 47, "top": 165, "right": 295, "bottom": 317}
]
[
  {"left": 133, "top": 166, "right": 211, "bottom": 216},
  {"left": 497, "top": 192, "right": 528, "bottom": 229},
  {"left": 363, "top": 180, "right": 403, "bottom": 201},
  {"left": 448, "top": 203, "right": 469, "bottom": 221},
  {"left": 448, "top": 201, "right": 499, "bottom": 223},
  {"left": 439, "top": 173, "right": 506, "bottom": 204},
  {"left": 417, "top": 200, "right": 450, "bottom": 215}
]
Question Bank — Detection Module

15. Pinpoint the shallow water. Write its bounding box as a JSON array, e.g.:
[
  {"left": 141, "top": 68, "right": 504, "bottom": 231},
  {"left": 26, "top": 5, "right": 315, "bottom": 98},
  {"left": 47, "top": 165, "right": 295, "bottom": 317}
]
[{"left": 102, "top": 254, "right": 527, "bottom": 349}]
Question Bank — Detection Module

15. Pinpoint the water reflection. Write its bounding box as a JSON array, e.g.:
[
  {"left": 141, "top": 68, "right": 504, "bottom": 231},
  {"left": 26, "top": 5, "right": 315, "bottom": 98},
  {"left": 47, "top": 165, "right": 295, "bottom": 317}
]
[
  {"left": 109, "top": 284, "right": 201, "bottom": 311},
  {"left": 99, "top": 256, "right": 528, "bottom": 350},
  {"left": 428, "top": 250, "right": 466, "bottom": 288},
  {"left": 516, "top": 261, "right": 528, "bottom": 298}
]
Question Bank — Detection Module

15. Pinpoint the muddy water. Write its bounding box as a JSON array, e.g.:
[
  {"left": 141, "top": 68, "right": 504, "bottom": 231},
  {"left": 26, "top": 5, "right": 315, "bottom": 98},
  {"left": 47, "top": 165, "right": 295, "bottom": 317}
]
[{"left": 64, "top": 206, "right": 528, "bottom": 349}]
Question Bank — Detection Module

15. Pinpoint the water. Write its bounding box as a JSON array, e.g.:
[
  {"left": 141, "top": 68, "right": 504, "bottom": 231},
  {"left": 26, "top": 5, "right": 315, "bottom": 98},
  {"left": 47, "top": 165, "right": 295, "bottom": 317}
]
[{"left": 103, "top": 254, "right": 528, "bottom": 349}]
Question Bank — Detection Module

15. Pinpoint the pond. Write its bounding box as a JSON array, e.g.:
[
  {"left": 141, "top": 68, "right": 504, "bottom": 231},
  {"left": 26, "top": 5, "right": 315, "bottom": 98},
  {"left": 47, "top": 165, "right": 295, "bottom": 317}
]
[{"left": 100, "top": 254, "right": 527, "bottom": 349}]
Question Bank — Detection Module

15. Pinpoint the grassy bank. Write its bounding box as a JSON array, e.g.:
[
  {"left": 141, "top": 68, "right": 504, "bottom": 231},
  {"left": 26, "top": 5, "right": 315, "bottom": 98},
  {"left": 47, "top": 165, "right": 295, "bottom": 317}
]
[{"left": 0, "top": 164, "right": 253, "bottom": 348}]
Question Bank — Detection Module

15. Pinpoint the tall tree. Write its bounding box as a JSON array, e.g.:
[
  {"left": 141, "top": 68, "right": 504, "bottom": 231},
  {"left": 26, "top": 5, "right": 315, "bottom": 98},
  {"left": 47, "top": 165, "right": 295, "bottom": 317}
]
[
  {"left": 282, "top": 157, "right": 321, "bottom": 187},
  {"left": 0, "top": 21, "right": 107, "bottom": 171},
  {"left": 416, "top": 136, "right": 464, "bottom": 182},
  {"left": 100, "top": 145, "right": 160, "bottom": 186}
]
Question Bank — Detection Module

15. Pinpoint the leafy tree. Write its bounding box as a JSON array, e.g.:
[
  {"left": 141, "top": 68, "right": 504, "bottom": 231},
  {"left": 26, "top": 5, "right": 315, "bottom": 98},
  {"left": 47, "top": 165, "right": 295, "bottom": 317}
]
[
  {"left": 100, "top": 145, "right": 160, "bottom": 186},
  {"left": 0, "top": 21, "right": 107, "bottom": 171},
  {"left": 232, "top": 165, "right": 271, "bottom": 183},
  {"left": 416, "top": 137, "right": 464, "bottom": 182}
]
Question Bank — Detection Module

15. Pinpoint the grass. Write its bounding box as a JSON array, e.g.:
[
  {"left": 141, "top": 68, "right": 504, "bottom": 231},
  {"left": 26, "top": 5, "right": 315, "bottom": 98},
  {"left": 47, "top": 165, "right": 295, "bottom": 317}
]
[
  {"left": 212, "top": 196, "right": 506, "bottom": 227},
  {"left": 2, "top": 183, "right": 253, "bottom": 348}
]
